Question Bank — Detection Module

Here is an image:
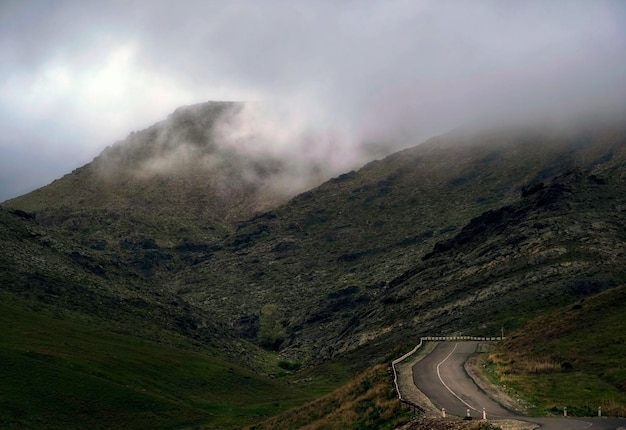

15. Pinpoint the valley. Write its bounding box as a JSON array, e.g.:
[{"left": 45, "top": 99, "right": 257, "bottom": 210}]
[{"left": 1, "top": 102, "right": 625, "bottom": 429}]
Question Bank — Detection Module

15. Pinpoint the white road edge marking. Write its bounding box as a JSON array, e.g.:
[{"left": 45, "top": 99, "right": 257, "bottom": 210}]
[{"left": 436, "top": 342, "right": 478, "bottom": 412}]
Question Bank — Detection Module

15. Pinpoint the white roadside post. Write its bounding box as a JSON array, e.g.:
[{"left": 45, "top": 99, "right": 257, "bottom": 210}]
[
  {"left": 564, "top": 406, "right": 567, "bottom": 417},
  {"left": 442, "top": 408, "right": 446, "bottom": 418},
  {"left": 483, "top": 407, "right": 486, "bottom": 420},
  {"left": 598, "top": 406, "right": 602, "bottom": 417}
]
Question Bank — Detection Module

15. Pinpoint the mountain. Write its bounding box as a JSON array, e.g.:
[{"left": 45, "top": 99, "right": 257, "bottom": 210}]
[
  {"left": 2, "top": 102, "right": 626, "bottom": 427},
  {"left": 161, "top": 114, "right": 626, "bottom": 363},
  {"left": 6, "top": 102, "right": 293, "bottom": 242}
]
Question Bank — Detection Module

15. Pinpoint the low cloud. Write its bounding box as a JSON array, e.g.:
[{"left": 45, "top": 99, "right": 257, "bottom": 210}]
[
  {"left": 1, "top": 0, "right": 625, "bottom": 201},
  {"left": 95, "top": 102, "right": 371, "bottom": 201}
]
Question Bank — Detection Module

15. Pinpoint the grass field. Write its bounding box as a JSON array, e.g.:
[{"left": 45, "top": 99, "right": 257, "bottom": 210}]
[
  {"left": 485, "top": 285, "right": 626, "bottom": 417},
  {"left": 0, "top": 293, "right": 347, "bottom": 429}
]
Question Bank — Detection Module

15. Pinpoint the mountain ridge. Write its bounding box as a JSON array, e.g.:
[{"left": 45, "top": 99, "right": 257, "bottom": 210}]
[
  {"left": 161, "top": 115, "right": 626, "bottom": 362},
  {"left": 2, "top": 101, "right": 625, "bottom": 427}
]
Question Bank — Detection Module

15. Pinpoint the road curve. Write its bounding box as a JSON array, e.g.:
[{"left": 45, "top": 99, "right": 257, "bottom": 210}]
[{"left": 411, "top": 341, "right": 626, "bottom": 430}]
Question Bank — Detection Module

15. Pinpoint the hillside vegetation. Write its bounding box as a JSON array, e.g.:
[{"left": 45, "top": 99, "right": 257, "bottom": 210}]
[
  {"left": 486, "top": 285, "right": 626, "bottom": 417},
  {"left": 0, "top": 292, "right": 349, "bottom": 429},
  {"left": 247, "top": 364, "right": 410, "bottom": 430},
  {"left": 2, "top": 102, "right": 626, "bottom": 427}
]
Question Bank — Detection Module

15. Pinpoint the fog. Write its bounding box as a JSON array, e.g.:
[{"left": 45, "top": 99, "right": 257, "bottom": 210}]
[
  {"left": 1, "top": 0, "right": 625, "bottom": 201},
  {"left": 96, "top": 102, "right": 358, "bottom": 200}
]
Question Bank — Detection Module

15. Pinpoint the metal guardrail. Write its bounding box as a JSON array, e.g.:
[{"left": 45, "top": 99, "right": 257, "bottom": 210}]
[
  {"left": 391, "top": 338, "right": 423, "bottom": 403},
  {"left": 420, "top": 336, "right": 504, "bottom": 341}
]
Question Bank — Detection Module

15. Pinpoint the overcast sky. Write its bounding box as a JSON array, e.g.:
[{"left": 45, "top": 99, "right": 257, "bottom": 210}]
[{"left": 1, "top": 0, "right": 625, "bottom": 201}]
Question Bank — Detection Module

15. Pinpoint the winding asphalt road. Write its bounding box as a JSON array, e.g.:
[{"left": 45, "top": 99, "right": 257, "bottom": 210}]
[{"left": 412, "top": 341, "right": 626, "bottom": 429}]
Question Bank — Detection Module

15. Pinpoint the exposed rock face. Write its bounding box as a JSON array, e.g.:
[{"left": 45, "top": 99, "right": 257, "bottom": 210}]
[
  {"left": 339, "top": 167, "right": 625, "bottom": 362},
  {"left": 423, "top": 168, "right": 583, "bottom": 260}
]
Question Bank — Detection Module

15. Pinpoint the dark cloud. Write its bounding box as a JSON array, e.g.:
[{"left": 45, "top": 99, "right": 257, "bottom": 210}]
[{"left": 1, "top": 0, "right": 625, "bottom": 201}]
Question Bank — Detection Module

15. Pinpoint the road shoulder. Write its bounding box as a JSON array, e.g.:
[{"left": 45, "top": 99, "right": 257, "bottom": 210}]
[
  {"left": 464, "top": 348, "right": 527, "bottom": 414},
  {"left": 464, "top": 347, "right": 537, "bottom": 430}
]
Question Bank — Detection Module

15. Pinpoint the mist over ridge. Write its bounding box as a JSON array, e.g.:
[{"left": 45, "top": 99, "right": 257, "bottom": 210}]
[
  {"left": 12, "top": 91, "right": 626, "bottom": 232},
  {"left": 2, "top": 0, "right": 625, "bottom": 201},
  {"left": 68, "top": 99, "right": 420, "bottom": 211}
]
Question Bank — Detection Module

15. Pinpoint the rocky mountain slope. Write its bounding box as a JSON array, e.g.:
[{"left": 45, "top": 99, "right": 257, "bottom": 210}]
[
  {"left": 158, "top": 115, "right": 626, "bottom": 363},
  {"left": 2, "top": 103, "right": 626, "bottom": 427},
  {"left": 4, "top": 106, "right": 626, "bottom": 366},
  {"left": 0, "top": 204, "right": 231, "bottom": 352}
]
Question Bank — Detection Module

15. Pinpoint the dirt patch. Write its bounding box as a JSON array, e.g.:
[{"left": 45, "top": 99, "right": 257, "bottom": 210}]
[
  {"left": 489, "top": 419, "right": 538, "bottom": 430},
  {"left": 397, "top": 415, "right": 534, "bottom": 429},
  {"left": 396, "top": 416, "right": 538, "bottom": 430}
]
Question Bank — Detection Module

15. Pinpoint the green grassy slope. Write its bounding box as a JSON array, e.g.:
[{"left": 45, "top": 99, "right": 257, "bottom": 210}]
[
  {"left": 486, "top": 285, "right": 626, "bottom": 417},
  {"left": 0, "top": 293, "right": 332, "bottom": 430}
]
